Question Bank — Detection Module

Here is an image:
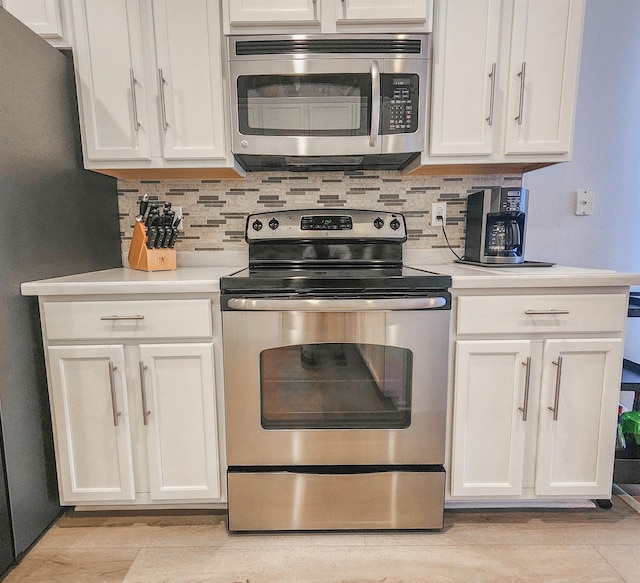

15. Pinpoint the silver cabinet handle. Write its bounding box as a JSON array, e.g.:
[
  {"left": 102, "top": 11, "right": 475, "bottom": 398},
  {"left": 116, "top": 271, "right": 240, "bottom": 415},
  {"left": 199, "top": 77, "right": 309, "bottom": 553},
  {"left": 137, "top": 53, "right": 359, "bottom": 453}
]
[
  {"left": 524, "top": 309, "right": 570, "bottom": 316},
  {"left": 515, "top": 62, "right": 526, "bottom": 125},
  {"left": 130, "top": 69, "right": 140, "bottom": 132},
  {"left": 486, "top": 62, "right": 496, "bottom": 126},
  {"left": 158, "top": 68, "right": 169, "bottom": 131},
  {"left": 369, "top": 60, "right": 380, "bottom": 147},
  {"left": 100, "top": 315, "right": 145, "bottom": 321},
  {"left": 138, "top": 361, "right": 151, "bottom": 426},
  {"left": 108, "top": 361, "right": 121, "bottom": 427},
  {"left": 519, "top": 356, "right": 531, "bottom": 421},
  {"left": 227, "top": 297, "right": 447, "bottom": 312},
  {"left": 548, "top": 356, "right": 563, "bottom": 421}
]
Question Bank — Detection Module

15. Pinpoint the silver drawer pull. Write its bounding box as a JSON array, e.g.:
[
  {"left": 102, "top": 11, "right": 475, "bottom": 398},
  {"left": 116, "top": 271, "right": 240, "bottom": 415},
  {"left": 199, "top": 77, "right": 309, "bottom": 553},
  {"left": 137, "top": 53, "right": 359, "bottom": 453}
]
[
  {"left": 486, "top": 62, "right": 496, "bottom": 126},
  {"left": 515, "top": 62, "right": 526, "bottom": 125},
  {"left": 108, "top": 361, "right": 121, "bottom": 427},
  {"left": 524, "top": 309, "right": 570, "bottom": 316},
  {"left": 100, "top": 315, "right": 145, "bottom": 321},
  {"left": 548, "top": 356, "right": 564, "bottom": 421},
  {"left": 139, "top": 361, "right": 151, "bottom": 426},
  {"left": 518, "top": 357, "right": 531, "bottom": 421}
]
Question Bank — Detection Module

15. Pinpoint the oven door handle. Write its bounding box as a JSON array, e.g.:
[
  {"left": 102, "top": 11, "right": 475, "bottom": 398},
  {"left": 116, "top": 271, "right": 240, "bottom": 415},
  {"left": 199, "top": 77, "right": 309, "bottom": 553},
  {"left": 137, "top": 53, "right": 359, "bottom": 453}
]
[{"left": 226, "top": 297, "right": 447, "bottom": 311}]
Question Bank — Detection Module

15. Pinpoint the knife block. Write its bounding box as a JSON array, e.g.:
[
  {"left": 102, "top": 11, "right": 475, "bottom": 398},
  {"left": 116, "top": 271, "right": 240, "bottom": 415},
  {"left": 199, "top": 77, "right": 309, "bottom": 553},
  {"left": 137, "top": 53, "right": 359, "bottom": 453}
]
[{"left": 127, "top": 221, "right": 176, "bottom": 272}]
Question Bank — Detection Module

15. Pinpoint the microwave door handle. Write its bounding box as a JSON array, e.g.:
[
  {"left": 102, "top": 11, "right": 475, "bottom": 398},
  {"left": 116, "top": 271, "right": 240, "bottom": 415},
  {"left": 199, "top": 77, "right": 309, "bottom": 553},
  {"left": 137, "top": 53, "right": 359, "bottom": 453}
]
[{"left": 369, "top": 60, "right": 380, "bottom": 147}]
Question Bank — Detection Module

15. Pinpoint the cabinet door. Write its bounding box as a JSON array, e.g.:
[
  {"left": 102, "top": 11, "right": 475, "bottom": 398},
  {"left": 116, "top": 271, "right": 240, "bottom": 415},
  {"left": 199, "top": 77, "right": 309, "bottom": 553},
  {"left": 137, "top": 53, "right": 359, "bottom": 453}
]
[
  {"left": 451, "top": 340, "right": 532, "bottom": 496},
  {"left": 535, "top": 338, "right": 623, "bottom": 497},
  {"left": 151, "top": 0, "right": 226, "bottom": 160},
  {"left": 430, "top": 0, "right": 502, "bottom": 156},
  {"left": 70, "top": 0, "right": 151, "bottom": 161},
  {"left": 47, "top": 345, "right": 135, "bottom": 503},
  {"left": 337, "top": 0, "right": 431, "bottom": 22},
  {"left": 2, "top": 0, "right": 63, "bottom": 39},
  {"left": 139, "top": 343, "right": 221, "bottom": 500},
  {"left": 503, "top": 0, "right": 585, "bottom": 155},
  {"left": 225, "top": 0, "right": 320, "bottom": 25}
]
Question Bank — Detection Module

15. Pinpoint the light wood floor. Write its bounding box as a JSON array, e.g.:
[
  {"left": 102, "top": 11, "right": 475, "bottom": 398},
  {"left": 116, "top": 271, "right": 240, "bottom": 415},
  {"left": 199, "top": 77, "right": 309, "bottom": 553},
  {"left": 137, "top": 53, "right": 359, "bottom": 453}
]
[{"left": 3, "top": 494, "right": 640, "bottom": 582}]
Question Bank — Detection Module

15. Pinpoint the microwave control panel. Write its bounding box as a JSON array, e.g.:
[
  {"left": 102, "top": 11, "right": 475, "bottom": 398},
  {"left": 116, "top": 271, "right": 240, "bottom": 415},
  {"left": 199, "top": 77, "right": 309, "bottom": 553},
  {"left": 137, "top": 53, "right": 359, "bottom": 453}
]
[{"left": 381, "top": 74, "right": 419, "bottom": 135}]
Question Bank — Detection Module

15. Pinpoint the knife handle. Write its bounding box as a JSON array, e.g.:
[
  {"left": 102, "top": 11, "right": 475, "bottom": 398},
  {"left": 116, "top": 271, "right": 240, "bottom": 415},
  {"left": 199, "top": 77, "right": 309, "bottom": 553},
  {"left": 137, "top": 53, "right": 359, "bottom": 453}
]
[
  {"left": 168, "top": 228, "right": 179, "bottom": 248},
  {"left": 155, "top": 227, "right": 166, "bottom": 248},
  {"left": 146, "top": 226, "right": 158, "bottom": 249},
  {"left": 159, "top": 227, "right": 171, "bottom": 248},
  {"left": 138, "top": 194, "right": 149, "bottom": 220}
]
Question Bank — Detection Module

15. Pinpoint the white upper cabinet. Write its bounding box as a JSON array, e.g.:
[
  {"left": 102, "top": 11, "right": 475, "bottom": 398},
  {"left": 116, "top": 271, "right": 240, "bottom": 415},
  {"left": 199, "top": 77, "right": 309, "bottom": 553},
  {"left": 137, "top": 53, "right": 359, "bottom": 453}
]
[
  {"left": 70, "top": 0, "right": 151, "bottom": 161},
  {"left": 225, "top": 0, "right": 320, "bottom": 27},
  {"left": 70, "top": 0, "right": 231, "bottom": 173},
  {"left": 222, "top": 0, "right": 433, "bottom": 34},
  {"left": 1, "top": 0, "right": 68, "bottom": 43},
  {"left": 428, "top": 0, "right": 585, "bottom": 164},
  {"left": 503, "top": 0, "right": 585, "bottom": 155},
  {"left": 430, "top": 0, "right": 502, "bottom": 156},
  {"left": 336, "top": 0, "right": 431, "bottom": 23},
  {"left": 151, "top": 0, "right": 226, "bottom": 161}
]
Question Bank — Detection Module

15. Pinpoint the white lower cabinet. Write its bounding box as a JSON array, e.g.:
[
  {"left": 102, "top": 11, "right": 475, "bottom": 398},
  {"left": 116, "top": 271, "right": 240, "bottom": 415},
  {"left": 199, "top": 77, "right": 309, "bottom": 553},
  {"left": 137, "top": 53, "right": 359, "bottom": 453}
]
[
  {"left": 139, "top": 343, "right": 219, "bottom": 501},
  {"left": 535, "top": 339, "right": 622, "bottom": 497},
  {"left": 450, "top": 293, "right": 627, "bottom": 502},
  {"left": 48, "top": 345, "right": 136, "bottom": 503},
  {"left": 452, "top": 340, "right": 530, "bottom": 497},
  {"left": 42, "top": 298, "right": 223, "bottom": 506}
]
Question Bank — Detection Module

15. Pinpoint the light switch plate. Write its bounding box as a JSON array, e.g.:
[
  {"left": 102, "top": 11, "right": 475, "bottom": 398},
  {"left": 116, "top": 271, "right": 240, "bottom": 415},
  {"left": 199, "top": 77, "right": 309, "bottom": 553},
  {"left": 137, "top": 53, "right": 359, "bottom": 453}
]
[{"left": 575, "top": 189, "right": 593, "bottom": 215}]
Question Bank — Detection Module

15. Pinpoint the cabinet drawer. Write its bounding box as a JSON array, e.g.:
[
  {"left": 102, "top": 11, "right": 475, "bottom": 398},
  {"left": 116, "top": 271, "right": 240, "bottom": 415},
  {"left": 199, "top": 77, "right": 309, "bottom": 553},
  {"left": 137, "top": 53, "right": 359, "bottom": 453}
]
[
  {"left": 457, "top": 294, "right": 628, "bottom": 335},
  {"left": 43, "top": 300, "right": 212, "bottom": 340}
]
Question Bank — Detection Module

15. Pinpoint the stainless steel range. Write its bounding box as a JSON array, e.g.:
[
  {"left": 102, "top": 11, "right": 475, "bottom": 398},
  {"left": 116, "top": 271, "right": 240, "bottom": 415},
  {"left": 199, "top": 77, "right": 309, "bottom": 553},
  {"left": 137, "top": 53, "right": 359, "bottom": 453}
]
[{"left": 220, "top": 209, "right": 451, "bottom": 531}]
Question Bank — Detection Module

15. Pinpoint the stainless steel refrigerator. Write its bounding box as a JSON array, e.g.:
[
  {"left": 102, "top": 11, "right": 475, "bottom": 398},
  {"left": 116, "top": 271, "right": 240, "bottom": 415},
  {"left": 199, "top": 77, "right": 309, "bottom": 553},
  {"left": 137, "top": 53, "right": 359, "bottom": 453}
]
[{"left": 0, "top": 9, "right": 122, "bottom": 575}]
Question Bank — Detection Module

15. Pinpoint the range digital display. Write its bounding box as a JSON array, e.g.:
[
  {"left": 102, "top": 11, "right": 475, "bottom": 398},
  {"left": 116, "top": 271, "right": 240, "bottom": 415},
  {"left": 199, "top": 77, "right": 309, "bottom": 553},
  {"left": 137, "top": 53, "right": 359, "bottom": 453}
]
[{"left": 300, "top": 215, "right": 353, "bottom": 230}]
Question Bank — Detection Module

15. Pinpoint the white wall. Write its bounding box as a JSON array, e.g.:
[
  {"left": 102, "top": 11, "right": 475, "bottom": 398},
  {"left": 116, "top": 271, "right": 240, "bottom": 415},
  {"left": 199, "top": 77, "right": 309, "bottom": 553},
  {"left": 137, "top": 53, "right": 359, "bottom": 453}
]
[{"left": 523, "top": 0, "right": 640, "bottom": 361}]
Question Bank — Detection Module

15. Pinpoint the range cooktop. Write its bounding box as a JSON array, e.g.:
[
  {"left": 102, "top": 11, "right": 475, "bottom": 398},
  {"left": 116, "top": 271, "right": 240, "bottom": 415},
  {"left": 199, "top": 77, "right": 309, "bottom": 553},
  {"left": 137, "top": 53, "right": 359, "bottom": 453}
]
[{"left": 220, "top": 266, "right": 451, "bottom": 294}]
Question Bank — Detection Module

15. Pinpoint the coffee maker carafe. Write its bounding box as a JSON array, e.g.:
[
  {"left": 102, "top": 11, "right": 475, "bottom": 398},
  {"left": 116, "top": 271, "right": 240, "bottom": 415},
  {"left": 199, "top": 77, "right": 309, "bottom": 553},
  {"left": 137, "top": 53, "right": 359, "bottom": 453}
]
[{"left": 464, "top": 187, "right": 528, "bottom": 264}]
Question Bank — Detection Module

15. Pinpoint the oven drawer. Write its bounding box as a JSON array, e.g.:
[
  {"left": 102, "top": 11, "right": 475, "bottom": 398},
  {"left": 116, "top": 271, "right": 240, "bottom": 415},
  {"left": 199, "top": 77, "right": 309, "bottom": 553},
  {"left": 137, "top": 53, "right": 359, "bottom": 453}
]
[
  {"left": 42, "top": 300, "right": 212, "bottom": 341},
  {"left": 457, "top": 294, "right": 628, "bottom": 335},
  {"left": 227, "top": 466, "right": 445, "bottom": 531}
]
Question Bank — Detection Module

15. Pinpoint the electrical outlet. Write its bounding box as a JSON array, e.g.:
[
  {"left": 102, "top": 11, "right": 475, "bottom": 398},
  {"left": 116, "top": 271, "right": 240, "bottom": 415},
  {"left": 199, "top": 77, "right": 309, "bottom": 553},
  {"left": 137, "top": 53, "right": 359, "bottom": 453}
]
[{"left": 431, "top": 202, "right": 447, "bottom": 227}]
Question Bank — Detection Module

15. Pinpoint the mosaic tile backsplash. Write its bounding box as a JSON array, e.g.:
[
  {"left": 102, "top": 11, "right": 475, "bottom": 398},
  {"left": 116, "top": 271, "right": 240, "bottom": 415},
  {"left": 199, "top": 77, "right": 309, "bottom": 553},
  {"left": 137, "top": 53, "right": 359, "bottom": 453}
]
[{"left": 117, "top": 171, "right": 522, "bottom": 254}]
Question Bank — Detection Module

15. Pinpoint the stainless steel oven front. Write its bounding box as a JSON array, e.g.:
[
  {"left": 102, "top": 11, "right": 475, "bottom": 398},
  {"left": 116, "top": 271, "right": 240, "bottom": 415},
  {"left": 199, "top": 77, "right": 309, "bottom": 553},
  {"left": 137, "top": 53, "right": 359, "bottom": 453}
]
[{"left": 224, "top": 297, "right": 448, "bottom": 465}]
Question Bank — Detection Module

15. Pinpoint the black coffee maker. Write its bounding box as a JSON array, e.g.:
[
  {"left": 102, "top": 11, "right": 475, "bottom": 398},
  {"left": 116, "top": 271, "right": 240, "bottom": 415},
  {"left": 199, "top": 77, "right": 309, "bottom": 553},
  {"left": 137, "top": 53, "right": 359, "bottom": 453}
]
[{"left": 464, "top": 187, "right": 528, "bottom": 264}]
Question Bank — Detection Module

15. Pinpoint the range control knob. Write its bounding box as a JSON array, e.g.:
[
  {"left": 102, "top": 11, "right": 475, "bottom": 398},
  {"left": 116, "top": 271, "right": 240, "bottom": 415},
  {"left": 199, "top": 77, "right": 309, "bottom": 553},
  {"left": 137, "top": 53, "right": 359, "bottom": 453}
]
[
  {"left": 373, "top": 217, "right": 384, "bottom": 229},
  {"left": 252, "top": 220, "right": 263, "bottom": 231},
  {"left": 268, "top": 218, "right": 279, "bottom": 230},
  {"left": 389, "top": 218, "right": 401, "bottom": 231}
]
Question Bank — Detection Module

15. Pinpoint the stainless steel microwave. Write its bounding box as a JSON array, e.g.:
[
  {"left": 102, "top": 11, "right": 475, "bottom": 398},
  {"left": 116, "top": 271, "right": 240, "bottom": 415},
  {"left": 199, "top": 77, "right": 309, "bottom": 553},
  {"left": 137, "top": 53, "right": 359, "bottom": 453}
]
[{"left": 227, "top": 34, "right": 431, "bottom": 172}]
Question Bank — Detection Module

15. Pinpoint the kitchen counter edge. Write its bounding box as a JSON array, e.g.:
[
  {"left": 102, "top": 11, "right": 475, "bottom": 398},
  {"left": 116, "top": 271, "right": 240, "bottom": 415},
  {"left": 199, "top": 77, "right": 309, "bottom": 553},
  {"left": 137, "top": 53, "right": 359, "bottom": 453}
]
[{"left": 20, "top": 263, "right": 640, "bottom": 297}]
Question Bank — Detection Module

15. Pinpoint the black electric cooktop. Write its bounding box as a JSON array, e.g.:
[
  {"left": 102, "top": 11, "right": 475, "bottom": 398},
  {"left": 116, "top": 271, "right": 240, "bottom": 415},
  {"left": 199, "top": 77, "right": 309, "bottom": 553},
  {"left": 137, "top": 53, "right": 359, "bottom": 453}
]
[{"left": 220, "top": 266, "right": 451, "bottom": 294}]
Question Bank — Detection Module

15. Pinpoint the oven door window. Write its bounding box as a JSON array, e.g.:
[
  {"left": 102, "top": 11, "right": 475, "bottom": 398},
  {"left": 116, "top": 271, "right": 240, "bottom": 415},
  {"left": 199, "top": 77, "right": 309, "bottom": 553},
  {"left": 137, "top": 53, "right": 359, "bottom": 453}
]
[
  {"left": 237, "top": 74, "right": 371, "bottom": 136},
  {"left": 260, "top": 343, "right": 412, "bottom": 429}
]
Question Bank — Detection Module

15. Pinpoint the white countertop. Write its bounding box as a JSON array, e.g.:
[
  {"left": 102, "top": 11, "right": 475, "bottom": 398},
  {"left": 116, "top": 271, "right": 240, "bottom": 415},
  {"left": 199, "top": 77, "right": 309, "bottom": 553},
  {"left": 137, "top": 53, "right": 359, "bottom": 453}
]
[{"left": 20, "top": 250, "right": 640, "bottom": 296}]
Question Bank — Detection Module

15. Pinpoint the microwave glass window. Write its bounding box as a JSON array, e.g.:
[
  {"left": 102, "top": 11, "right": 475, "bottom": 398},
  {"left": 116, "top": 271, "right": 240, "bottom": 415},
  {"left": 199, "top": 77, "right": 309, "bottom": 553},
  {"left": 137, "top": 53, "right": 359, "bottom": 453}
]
[
  {"left": 237, "top": 74, "right": 371, "bottom": 136},
  {"left": 260, "top": 342, "right": 412, "bottom": 429}
]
